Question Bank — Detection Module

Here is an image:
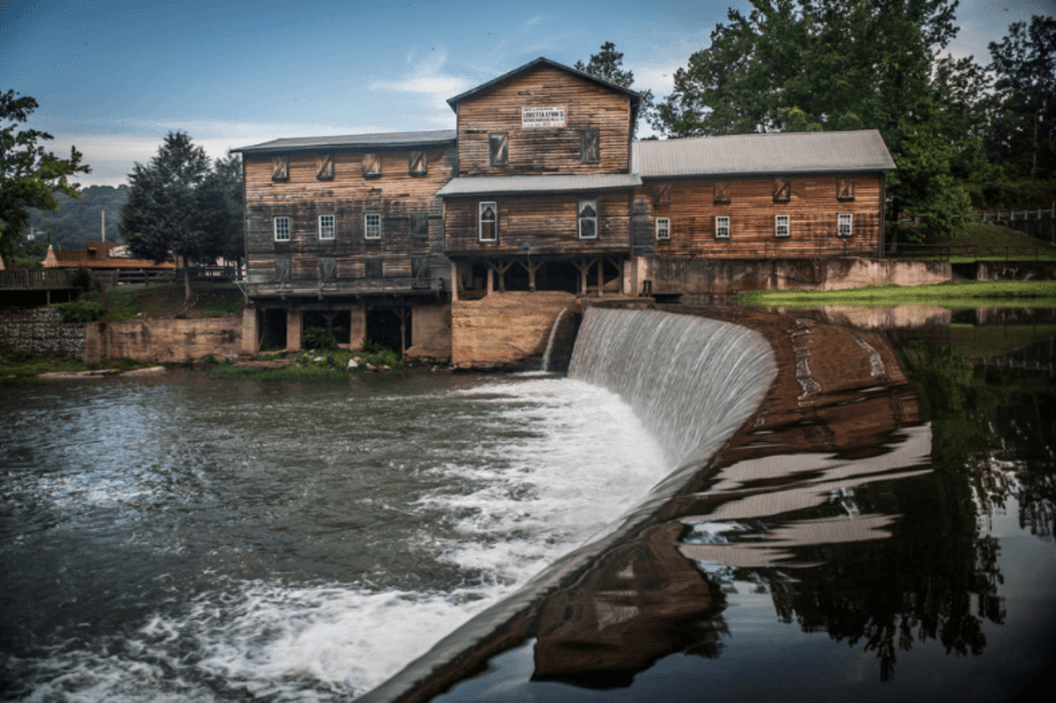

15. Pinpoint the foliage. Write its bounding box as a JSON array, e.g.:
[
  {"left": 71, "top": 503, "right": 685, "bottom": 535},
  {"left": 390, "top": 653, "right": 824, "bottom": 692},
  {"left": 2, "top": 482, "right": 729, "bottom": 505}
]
[
  {"left": 575, "top": 42, "right": 653, "bottom": 134},
  {"left": 0, "top": 90, "right": 90, "bottom": 266},
  {"left": 54, "top": 298, "right": 104, "bottom": 324},
  {"left": 120, "top": 131, "right": 242, "bottom": 303},
  {"left": 209, "top": 346, "right": 414, "bottom": 381},
  {"left": 26, "top": 185, "right": 130, "bottom": 250},
  {"left": 303, "top": 326, "right": 338, "bottom": 350}
]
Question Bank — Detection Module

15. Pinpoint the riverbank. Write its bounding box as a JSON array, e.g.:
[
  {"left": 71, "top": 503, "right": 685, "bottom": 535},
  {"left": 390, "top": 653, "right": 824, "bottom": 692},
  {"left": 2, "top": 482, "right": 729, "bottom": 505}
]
[{"left": 738, "top": 279, "right": 1056, "bottom": 307}]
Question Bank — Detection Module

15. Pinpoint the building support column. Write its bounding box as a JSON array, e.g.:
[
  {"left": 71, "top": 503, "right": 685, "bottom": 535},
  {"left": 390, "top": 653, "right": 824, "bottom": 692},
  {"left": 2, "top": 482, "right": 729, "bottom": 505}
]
[
  {"left": 241, "top": 305, "right": 259, "bottom": 355},
  {"left": 486, "top": 266, "right": 494, "bottom": 295},
  {"left": 451, "top": 262, "right": 460, "bottom": 302},
  {"left": 285, "top": 308, "right": 302, "bottom": 352},
  {"left": 597, "top": 258, "right": 604, "bottom": 296},
  {"left": 349, "top": 304, "right": 366, "bottom": 349}
]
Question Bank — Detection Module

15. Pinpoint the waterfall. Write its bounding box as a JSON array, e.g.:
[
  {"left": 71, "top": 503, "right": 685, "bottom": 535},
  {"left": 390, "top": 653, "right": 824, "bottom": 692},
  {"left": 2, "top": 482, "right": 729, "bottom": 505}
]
[
  {"left": 540, "top": 308, "right": 568, "bottom": 372},
  {"left": 569, "top": 307, "right": 776, "bottom": 471}
]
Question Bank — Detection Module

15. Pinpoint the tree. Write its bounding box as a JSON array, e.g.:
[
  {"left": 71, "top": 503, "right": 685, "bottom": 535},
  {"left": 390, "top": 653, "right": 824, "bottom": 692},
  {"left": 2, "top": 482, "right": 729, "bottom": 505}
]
[
  {"left": 197, "top": 153, "right": 245, "bottom": 279},
  {"left": 575, "top": 42, "right": 654, "bottom": 134},
  {"left": 987, "top": 16, "right": 1056, "bottom": 180},
  {"left": 120, "top": 131, "right": 218, "bottom": 303},
  {"left": 0, "top": 90, "right": 90, "bottom": 266}
]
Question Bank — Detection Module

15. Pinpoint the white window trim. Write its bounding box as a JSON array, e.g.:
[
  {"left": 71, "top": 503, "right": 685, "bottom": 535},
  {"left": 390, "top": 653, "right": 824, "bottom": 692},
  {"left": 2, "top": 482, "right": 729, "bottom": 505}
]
[
  {"left": 274, "top": 216, "right": 290, "bottom": 242},
  {"left": 656, "top": 217, "right": 671, "bottom": 240},
  {"left": 838, "top": 212, "right": 853, "bottom": 237},
  {"left": 578, "top": 199, "right": 598, "bottom": 240},
  {"left": 318, "top": 214, "right": 335, "bottom": 240},
  {"left": 715, "top": 216, "right": 731, "bottom": 239},
  {"left": 364, "top": 213, "right": 382, "bottom": 240},
  {"left": 479, "top": 201, "right": 498, "bottom": 242},
  {"left": 775, "top": 214, "right": 790, "bottom": 238}
]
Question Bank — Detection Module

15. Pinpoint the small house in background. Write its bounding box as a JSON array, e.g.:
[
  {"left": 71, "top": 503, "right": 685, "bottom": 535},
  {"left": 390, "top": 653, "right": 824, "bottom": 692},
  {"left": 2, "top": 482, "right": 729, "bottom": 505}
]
[
  {"left": 234, "top": 56, "right": 897, "bottom": 364},
  {"left": 41, "top": 242, "right": 175, "bottom": 285}
]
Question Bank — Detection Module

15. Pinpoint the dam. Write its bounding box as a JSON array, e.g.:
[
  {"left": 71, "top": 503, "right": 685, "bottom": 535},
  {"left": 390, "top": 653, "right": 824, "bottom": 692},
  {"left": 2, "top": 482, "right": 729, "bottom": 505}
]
[{"left": 1, "top": 305, "right": 1054, "bottom": 702}]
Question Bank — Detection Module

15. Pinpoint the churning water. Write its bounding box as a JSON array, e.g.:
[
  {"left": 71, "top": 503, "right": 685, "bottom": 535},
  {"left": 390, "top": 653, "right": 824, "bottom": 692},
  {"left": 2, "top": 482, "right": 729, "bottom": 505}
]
[{"left": 0, "top": 371, "right": 667, "bottom": 701}]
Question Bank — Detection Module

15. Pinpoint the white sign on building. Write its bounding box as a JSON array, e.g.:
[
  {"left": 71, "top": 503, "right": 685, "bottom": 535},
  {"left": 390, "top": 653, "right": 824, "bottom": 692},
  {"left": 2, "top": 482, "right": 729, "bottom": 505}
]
[{"left": 522, "top": 106, "right": 566, "bottom": 128}]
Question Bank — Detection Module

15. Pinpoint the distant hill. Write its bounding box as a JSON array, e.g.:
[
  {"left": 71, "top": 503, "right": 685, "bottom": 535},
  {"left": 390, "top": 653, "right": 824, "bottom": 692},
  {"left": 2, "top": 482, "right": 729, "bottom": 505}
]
[{"left": 27, "top": 185, "right": 130, "bottom": 250}]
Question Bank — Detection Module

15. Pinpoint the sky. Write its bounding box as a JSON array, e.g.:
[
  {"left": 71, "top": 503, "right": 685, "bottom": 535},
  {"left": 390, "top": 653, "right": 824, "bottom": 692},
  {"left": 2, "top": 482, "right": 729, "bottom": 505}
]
[{"left": 2, "top": 0, "right": 1054, "bottom": 187}]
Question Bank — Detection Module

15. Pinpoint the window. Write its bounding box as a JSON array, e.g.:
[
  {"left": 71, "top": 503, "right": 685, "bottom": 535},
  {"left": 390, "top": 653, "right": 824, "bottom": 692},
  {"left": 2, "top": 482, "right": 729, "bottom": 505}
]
[
  {"left": 578, "top": 199, "right": 598, "bottom": 239},
  {"left": 318, "top": 214, "right": 335, "bottom": 240},
  {"left": 713, "top": 180, "right": 731, "bottom": 204},
  {"left": 363, "top": 153, "right": 381, "bottom": 178},
  {"left": 365, "top": 258, "right": 383, "bottom": 279},
  {"left": 715, "top": 216, "right": 731, "bottom": 239},
  {"left": 364, "top": 213, "right": 382, "bottom": 240},
  {"left": 838, "top": 177, "right": 855, "bottom": 201},
  {"left": 412, "top": 256, "right": 429, "bottom": 280},
  {"left": 409, "top": 151, "right": 427, "bottom": 175},
  {"left": 274, "top": 216, "right": 291, "bottom": 242},
  {"left": 319, "top": 257, "right": 336, "bottom": 281},
  {"left": 775, "top": 214, "right": 790, "bottom": 238},
  {"left": 656, "top": 217, "right": 670, "bottom": 240},
  {"left": 838, "top": 213, "right": 853, "bottom": 237},
  {"left": 581, "top": 129, "right": 599, "bottom": 164},
  {"left": 275, "top": 258, "right": 291, "bottom": 282},
  {"left": 411, "top": 211, "right": 429, "bottom": 239},
  {"left": 773, "top": 177, "right": 791, "bottom": 203},
  {"left": 316, "top": 154, "right": 334, "bottom": 181},
  {"left": 653, "top": 183, "right": 671, "bottom": 205},
  {"left": 489, "top": 133, "right": 508, "bottom": 166},
  {"left": 271, "top": 156, "right": 289, "bottom": 182},
  {"left": 479, "top": 202, "right": 497, "bottom": 242}
]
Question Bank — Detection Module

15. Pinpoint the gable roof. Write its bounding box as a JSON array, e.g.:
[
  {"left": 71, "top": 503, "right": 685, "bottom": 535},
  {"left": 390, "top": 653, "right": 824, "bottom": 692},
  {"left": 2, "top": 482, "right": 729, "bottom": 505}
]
[
  {"left": 633, "top": 130, "right": 896, "bottom": 178},
  {"left": 42, "top": 242, "right": 175, "bottom": 270},
  {"left": 446, "top": 57, "right": 643, "bottom": 116},
  {"left": 232, "top": 130, "right": 457, "bottom": 154}
]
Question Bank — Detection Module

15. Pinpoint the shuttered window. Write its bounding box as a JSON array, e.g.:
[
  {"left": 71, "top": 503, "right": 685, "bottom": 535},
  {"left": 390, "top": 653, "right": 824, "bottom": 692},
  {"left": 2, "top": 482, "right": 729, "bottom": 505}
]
[
  {"left": 715, "top": 216, "right": 731, "bottom": 239},
  {"left": 364, "top": 213, "right": 382, "bottom": 240},
  {"left": 274, "top": 216, "right": 291, "bottom": 242},
  {"left": 318, "top": 215, "right": 335, "bottom": 240},
  {"left": 489, "top": 133, "right": 508, "bottom": 166},
  {"left": 272, "top": 156, "right": 289, "bottom": 182},
  {"left": 656, "top": 217, "right": 670, "bottom": 240},
  {"left": 319, "top": 257, "right": 337, "bottom": 281},
  {"left": 578, "top": 199, "right": 598, "bottom": 239},
  {"left": 581, "top": 130, "right": 599, "bottom": 164},
  {"left": 838, "top": 213, "right": 853, "bottom": 237},
  {"left": 363, "top": 153, "right": 381, "bottom": 178},
  {"left": 411, "top": 211, "right": 429, "bottom": 239},
  {"left": 365, "top": 258, "right": 383, "bottom": 279},
  {"left": 275, "top": 258, "right": 291, "bottom": 282},
  {"left": 773, "top": 177, "right": 791, "bottom": 203},
  {"left": 316, "top": 154, "right": 334, "bottom": 181},
  {"left": 409, "top": 151, "right": 427, "bottom": 175},
  {"left": 775, "top": 214, "right": 790, "bottom": 238},
  {"left": 479, "top": 202, "right": 497, "bottom": 242},
  {"left": 838, "top": 177, "right": 855, "bottom": 201},
  {"left": 653, "top": 183, "right": 671, "bottom": 205},
  {"left": 713, "top": 181, "right": 730, "bottom": 204}
]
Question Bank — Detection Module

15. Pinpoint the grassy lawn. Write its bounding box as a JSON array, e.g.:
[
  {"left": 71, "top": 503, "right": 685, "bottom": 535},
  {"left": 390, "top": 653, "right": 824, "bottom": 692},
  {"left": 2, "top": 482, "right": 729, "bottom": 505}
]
[
  {"left": 900, "top": 222, "right": 1056, "bottom": 262},
  {"left": 0, "top": 352, "right": 151, "bottom": 385},
  {"left": 738, "top": 280, "right": 1056, "bottom": 307},
  {"left": 78, "top": 282, "right": 247, "bottom": 320}
]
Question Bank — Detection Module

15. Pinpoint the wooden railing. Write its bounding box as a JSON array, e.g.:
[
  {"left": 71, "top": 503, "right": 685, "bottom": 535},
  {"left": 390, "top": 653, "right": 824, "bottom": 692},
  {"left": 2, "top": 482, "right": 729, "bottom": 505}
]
[
  {"left": 889, "top": 243, "right": 1055, "bottom": 261},
  {"left": 0, "top": 269, "right": 77, "bottom": 290}
]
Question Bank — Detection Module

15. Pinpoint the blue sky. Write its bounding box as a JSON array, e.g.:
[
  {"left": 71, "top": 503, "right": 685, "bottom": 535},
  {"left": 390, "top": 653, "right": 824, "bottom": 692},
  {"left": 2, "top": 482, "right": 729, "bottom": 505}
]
[{"left": 2, "top": 0, "right": 1053, "bottom": 186}]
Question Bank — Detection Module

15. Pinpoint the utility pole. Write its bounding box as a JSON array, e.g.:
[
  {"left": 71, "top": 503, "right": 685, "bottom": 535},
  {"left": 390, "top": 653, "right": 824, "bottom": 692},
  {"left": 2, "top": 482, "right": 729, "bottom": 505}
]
[{"left": 101, "top": 208, "right": 106, "bottom": 242}]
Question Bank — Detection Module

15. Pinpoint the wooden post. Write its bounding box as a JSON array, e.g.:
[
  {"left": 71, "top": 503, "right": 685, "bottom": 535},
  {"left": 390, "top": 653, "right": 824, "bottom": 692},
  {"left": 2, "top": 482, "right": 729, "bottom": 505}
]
[
  {"left": 486, "top": 266, "right": 494, "bottom": 295},
  {"left": 528, "top": 260, "right": 540, "bottom": 291},
  {"left": 451, "top": 261, "right": 459, "bottom": 302},
  {"left": 398, "top": 308, "right": 409, "bottom": 360},
  {"left": 596, "top": 258, "right": 604, "bottom": 296}
]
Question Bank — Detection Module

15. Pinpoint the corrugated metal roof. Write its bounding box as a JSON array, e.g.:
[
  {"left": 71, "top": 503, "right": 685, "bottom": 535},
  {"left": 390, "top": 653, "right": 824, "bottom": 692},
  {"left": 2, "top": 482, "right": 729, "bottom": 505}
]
[
  {"left": 446, "top": 57, "right": 642, "bottom": 112},
  {"left": 232, "top": 130, "right": 457, "bottom": 154},
  {"left": 437, "top": 173, "right": 642, "bottom": 197},
  {"left": 633, "top": 130, "right": 896, "bottom": 178}
]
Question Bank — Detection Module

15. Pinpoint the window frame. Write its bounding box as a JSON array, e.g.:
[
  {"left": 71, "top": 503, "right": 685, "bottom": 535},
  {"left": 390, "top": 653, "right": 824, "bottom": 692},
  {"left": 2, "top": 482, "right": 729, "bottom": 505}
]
[
  {"left": 775, "top": 214, "right": 790, "bottom": 238},
  {"left": 838, "top": 212, "right": 853, "bottom": 237},
  {"left": 363, "top": 153, "right": 381, "bottom": 179},
  {"left": 488, "top": 133, "right": 508, "bottom": 166},
  {"left": 655, "top": 217, "right": 671, "bottom": 240},
  {"left": 578, "top": 198, "right": 598, "bottom": 240},
  {"left": 773, "top": 177, "right": 791, "bottom": 203},
  {"left": 271, "top": 156, "right": 289, "bottom": 182},
  {"left": 580, "top": 129, "right": 600, "bottom": 164},
  {"left": 715, "top": 215, "right": 731, "bottom": 239},
  {"left": 274, "top": 216, "right": 291, "bottom": 242},
  {"left": 713, "top": 180, "right": 731, "bottom": 205},
  {"left": 837, "top": 177, "right": 855, "bottom": 201},
  {"left": 409, "top": 150, "right": 427, "bottom": 176},
  {"left": 364, "top": 213, "right": 382, "bottom": 240},
  {"left": 318, "top": 214, "right": 335, "bottom": 241},
  {"left": 316, "top": 154, "right": 334, "bottom": 181},
  {"left": 478, "top": 201, "right": 498, "bottom": 242}
]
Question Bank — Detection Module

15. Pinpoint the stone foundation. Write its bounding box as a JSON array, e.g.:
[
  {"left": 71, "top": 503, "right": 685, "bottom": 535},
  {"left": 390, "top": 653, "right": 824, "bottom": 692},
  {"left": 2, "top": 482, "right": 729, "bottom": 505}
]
[
  {"left": 976, "top": 260, "right": 1056, "bottom": 281},
  {"left": 0, "top": 307, "right": 85, "bottom": 358},
  {"left": 84, "top": 318, "right": 243, "bottom": 365},
  {"left": 406, "top": 303, "right": 452, "bottom": 362},
  {"left": 451, "top": 291, "right": 576, "bottom": 368}
]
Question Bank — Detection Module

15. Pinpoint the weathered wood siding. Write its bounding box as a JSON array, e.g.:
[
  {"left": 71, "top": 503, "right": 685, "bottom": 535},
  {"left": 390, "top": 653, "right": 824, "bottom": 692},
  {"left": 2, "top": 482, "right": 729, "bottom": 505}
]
[
  {"left": 456, "top": 65, "right": 632, "bottom": 176},
  {"left": 244, "top": 145, "right": 456, "bottom": 293},
  {"left": 634, "top": 173, "right": 884, "bottom": 258},
  {"left": 444, "top": 192, "right": 631, "bottom": 257}
]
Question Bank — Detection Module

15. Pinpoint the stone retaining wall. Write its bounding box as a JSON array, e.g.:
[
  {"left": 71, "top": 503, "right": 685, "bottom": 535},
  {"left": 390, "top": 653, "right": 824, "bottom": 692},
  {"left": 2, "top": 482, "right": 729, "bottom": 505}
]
[
  {"left": 451, "top": 291, "right": 576, "bottom": 368},
  {"left": 84, "top": 318, "right": 243, "bottom": 365},
  {"left": 976, "top": 260, "right": 1056, "bottom": 281},
  {"left": 0, "top": 307, "right": 85, "bottom": 358}
]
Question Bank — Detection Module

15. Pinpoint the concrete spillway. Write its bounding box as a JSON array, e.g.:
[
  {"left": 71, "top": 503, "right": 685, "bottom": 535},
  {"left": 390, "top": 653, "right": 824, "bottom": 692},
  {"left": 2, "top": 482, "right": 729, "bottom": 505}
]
[{"left": 361, "top": 306, "right": 777, "bottom": 703}]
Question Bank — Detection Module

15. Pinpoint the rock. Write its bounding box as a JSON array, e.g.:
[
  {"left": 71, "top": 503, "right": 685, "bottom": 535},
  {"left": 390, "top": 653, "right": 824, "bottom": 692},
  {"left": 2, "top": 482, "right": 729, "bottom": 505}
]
[
  {"left": 366, "top": 363, "right": 378, "bottom": 371},
  {"left": 313, "top": 356, "right": 324, "bottom": 362},
  {"left": 382, "top": 365, "right": 392, "bottom": 371},
  {"left": 346, "top": 359, "right": 359, "bottom": 370}
]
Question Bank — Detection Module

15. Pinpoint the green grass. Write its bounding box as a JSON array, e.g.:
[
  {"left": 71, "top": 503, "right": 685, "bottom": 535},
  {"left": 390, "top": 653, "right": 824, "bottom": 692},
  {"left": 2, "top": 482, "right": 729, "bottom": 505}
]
[
  {"left": 737, "top": 280, "right": 1056, "bottom": 307},
  {"left": 901, "top": 222, "right": 1056, "bottom": 262},
  {"left": 0, "top": 352, "right": 153, "bottom": 385}
]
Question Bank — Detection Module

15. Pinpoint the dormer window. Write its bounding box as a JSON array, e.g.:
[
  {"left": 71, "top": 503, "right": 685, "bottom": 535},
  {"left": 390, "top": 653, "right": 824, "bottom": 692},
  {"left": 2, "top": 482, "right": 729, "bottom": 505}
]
[
  {"left": 489, "top": 133, "right": 508, "bottom": 166},
  {"left": 363, "top": 153, "right": 381, "bottom": 178},
  {"left": 581, "top": 130, "right": 599, "bottom": 164},
  {"left": 409, "top": 151, "right": 427, "bottom": 175},
  {"left": 271, "top": 156, "right": 289, "bottom": 182}
]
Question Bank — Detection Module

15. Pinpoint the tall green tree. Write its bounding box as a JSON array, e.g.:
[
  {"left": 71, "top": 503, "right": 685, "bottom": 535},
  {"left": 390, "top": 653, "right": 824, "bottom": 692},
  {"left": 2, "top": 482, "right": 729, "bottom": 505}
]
[
  {"left": 120, "top": 131, "right": 217, "bottom": 303},
  {"left": 575, "top": 42, "right": 654, "bottom": 134},
  {"left": 197, "top": 153, "right": 244, "bottom": 279},
  {"left": 0, "top": 90, "right": 90, "bottom": 267}
]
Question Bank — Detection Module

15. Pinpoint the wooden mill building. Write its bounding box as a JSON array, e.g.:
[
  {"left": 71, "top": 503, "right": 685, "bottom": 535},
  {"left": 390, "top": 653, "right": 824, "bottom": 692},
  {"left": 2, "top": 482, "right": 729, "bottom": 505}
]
[{"left": 234, "top": 57, "right": 896, "bottom": 361}]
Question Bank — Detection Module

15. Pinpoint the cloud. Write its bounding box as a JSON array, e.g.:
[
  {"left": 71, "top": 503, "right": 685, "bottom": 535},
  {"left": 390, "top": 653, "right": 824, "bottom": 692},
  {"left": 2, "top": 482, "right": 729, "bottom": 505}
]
[{"left": 369, "top": 49, "right": 473, "bottom": 113}]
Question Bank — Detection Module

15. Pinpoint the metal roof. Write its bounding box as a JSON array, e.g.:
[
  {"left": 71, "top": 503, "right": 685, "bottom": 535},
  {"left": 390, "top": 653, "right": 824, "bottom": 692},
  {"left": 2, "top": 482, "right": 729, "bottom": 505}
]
[
  {"left": 437, "top": 173, "right": 642, "bottom": 197},
  {"left": 231, "top": 129, "right": 457, "bottom": 154},
  {"left": 632, "top": 130, "right": 896, "bottom": 178},
  {"left": 446, "top": 57, "right": 642, "bottom": 112}
]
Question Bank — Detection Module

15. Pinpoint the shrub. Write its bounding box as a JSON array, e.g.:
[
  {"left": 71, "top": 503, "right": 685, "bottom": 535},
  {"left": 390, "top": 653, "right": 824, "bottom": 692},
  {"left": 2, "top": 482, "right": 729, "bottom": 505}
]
[
  {"left": 303, "top": 326, "right": 338, "bottom": 350},
  {"left": 54, "top": 299, "right": 104, "bottom": 324}
]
